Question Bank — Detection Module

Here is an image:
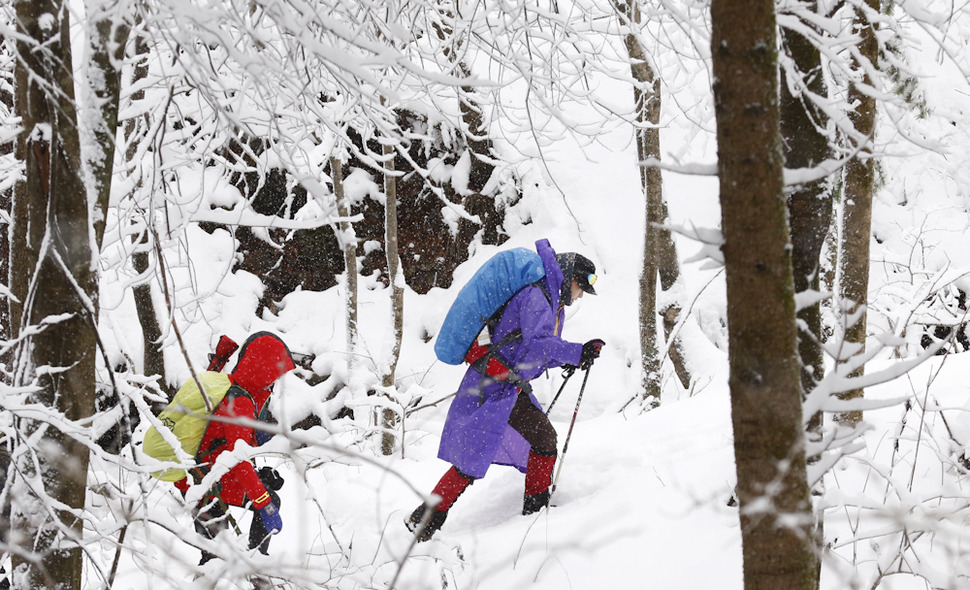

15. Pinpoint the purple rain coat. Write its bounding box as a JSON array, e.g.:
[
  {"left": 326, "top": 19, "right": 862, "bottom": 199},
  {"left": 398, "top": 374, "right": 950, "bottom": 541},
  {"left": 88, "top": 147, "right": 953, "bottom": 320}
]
[{"left": 437, "top": 240, "right": 584, "bottom": 478}]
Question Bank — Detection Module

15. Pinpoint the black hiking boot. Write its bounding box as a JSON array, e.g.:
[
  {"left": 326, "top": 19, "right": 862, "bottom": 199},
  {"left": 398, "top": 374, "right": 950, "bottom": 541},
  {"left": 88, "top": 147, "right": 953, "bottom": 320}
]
[
  {"left": 406, "top": 505, "right": 448, "bottom": 542},
  {"left": 522, "top": 490, "right": 550, "bottom": 515}
]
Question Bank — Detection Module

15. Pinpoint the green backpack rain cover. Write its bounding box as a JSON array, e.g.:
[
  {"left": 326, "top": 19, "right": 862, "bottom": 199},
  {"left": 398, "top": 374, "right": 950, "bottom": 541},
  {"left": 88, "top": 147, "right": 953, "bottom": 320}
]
[{"left": 142, "top": 371, "right": 233, "bottom": 481}]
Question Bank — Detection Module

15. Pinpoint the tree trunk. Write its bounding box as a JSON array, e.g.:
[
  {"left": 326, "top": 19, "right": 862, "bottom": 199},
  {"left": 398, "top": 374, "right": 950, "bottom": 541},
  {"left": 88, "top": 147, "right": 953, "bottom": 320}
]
[
  {"left": 332, "top": 157, "right": 359, "bottom": 374},
  {"left": 631, "top": 38, "right": 662, "bottom": 403},
  {"left": 780, "top": 11, "right": 832, "bottom": 436},
  {"left": 122, "top": 31, "right": 168, "bottom": 393},
  {"left": 780, "top": 10, "right": 833, "bottom": 585},
  {"left": 132, "top": 245, "right": 166, "bottom": 383},
  {"left": 656, "top": 171, "right": 691, "bottom": 390},
  {"left": 710, "top": 1, "right": 818, "bottom": 589},
  {"left": 618, "top": 0, "right": 690, "bottom": 402},
  {"left": 87, "top": 2, "right": 130, "bottom": 247},
  {"left": 0, "top": 68, "right": 11, "bottom": 369},
  {"left": 836, "top": 0, "right": 879, "bottom": 427},
  {"left": 381, "top": 143, "right": 403, "bottom": 456},
  {"left": 10, "top": 1, "right": 97, "bottom": 587}
]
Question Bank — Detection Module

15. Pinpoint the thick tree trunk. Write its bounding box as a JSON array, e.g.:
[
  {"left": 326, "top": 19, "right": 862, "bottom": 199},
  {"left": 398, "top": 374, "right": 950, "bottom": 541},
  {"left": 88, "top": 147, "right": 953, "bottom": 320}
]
[
  {"left": 381, "top": 144, "right": 403, "bottom": 456},
  {"left": 836, "top": 0, "right": 879, "bottom": 427},
  {"left": 10, "top": 1, "right": 97, "bottom": 587},
  {"left": 780, "top": 13, "right": 832, "bottom": 436},
  {"left": 710, "top": 2, "right": 818, "bottom": 589}
]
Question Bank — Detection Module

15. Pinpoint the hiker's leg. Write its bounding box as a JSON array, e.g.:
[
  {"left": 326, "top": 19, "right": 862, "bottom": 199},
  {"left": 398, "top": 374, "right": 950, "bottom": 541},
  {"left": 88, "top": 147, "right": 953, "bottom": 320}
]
[
  {"left": 508, "top": 391, "right": 558, "bottom": 513},
  {"left": 194, "top": 497, "right": 229, "bottom": 565},
  {"left": 507, "top": 390, "right": 557, "bottom": 456},
  {"left": 248, "top": 489, "right": 280, "bottom": 554},
  {"left": 406, "top": 466, "right": 476, "bottom": 541}
]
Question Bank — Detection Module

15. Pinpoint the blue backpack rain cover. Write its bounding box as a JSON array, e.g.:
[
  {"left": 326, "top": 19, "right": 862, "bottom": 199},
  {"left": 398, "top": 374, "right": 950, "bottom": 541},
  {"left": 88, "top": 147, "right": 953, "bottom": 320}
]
[{"left": 434, "top": 247, "right": 546, "bottom": 365}]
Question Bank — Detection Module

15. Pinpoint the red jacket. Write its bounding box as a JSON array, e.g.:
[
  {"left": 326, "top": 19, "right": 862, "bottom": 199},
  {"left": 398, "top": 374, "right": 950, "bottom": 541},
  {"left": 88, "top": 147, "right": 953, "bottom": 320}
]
[{"left": 175, "top": 333, "right": 295, "bottom": 508}]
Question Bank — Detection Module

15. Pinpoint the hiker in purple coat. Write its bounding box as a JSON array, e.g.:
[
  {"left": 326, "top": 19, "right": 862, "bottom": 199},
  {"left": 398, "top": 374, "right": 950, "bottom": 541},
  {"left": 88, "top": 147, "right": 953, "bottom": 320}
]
[{"left": 407, "top": 240, "right": 605, "bottom": 541}]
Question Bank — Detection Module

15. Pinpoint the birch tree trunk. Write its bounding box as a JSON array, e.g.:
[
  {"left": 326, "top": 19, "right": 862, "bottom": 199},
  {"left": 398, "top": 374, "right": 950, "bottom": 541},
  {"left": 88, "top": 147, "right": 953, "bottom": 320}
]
[
  {"left": 10, "top": 1, "right": 98, "bottom": 586},
  {"left": 381, "top": 143, "right": 403, "bottom": 456},
  {"left": 836, "top": 0, "right": 879, "bottom": 427},
  {"left": 710, "top": 1, "right": 817, "bottom": 588}
]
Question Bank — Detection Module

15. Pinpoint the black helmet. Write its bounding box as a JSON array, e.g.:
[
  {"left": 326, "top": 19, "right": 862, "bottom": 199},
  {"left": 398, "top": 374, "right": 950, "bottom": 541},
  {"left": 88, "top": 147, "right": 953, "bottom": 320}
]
[
  {"left": 572, "top": 254, "right": 597, "bottom": 295},
  {"left": 555, "top": 252, "right": 598, "bottom": 305}
]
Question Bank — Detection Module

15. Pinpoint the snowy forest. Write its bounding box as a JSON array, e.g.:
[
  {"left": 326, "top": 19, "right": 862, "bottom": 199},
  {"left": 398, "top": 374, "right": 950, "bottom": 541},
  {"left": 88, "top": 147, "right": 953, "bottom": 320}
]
[{"left": 3, "top": 0, "right": 970, "bottom": 588}]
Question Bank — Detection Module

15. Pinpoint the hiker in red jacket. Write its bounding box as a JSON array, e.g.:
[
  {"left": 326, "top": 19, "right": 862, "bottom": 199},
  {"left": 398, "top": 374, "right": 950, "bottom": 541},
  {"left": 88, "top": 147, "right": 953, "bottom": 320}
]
[{"left": 174, "top": 331, "right": 295, "bottom": 564}]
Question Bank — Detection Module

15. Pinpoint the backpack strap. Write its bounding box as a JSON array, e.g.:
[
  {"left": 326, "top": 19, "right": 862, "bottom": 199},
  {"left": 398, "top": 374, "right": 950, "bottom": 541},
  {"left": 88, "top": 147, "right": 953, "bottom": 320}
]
[
  {"left": 468, "top": 330, "right": 531, "bottom": 394},
  {"left": 465, "top": 282, "right": 552, "bottom": 395}
]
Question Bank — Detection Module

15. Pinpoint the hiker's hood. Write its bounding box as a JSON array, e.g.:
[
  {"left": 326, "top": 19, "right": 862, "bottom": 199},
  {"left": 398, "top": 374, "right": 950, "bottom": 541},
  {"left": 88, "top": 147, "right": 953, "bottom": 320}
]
[
  {"left": 536, "top": 239, "right": 564, "bottom": 310},
  {"left": 230, "top": 332, "right": 295, "bottom": 393}
]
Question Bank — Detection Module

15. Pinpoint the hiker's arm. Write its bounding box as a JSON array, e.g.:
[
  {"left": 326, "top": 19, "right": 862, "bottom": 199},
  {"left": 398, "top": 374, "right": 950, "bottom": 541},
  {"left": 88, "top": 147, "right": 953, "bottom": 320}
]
[{"left": 220, "top": 396, "right": 272, "bottom": 509}]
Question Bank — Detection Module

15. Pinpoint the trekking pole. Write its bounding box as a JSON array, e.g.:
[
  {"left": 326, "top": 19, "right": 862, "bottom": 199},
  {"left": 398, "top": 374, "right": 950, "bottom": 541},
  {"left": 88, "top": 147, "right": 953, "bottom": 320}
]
[
  {"left": 545, "top": 365, "right": 576, "bottom": 416},
  {"left": 550, "top": 365, "right": 592, "bottom": 497}
]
